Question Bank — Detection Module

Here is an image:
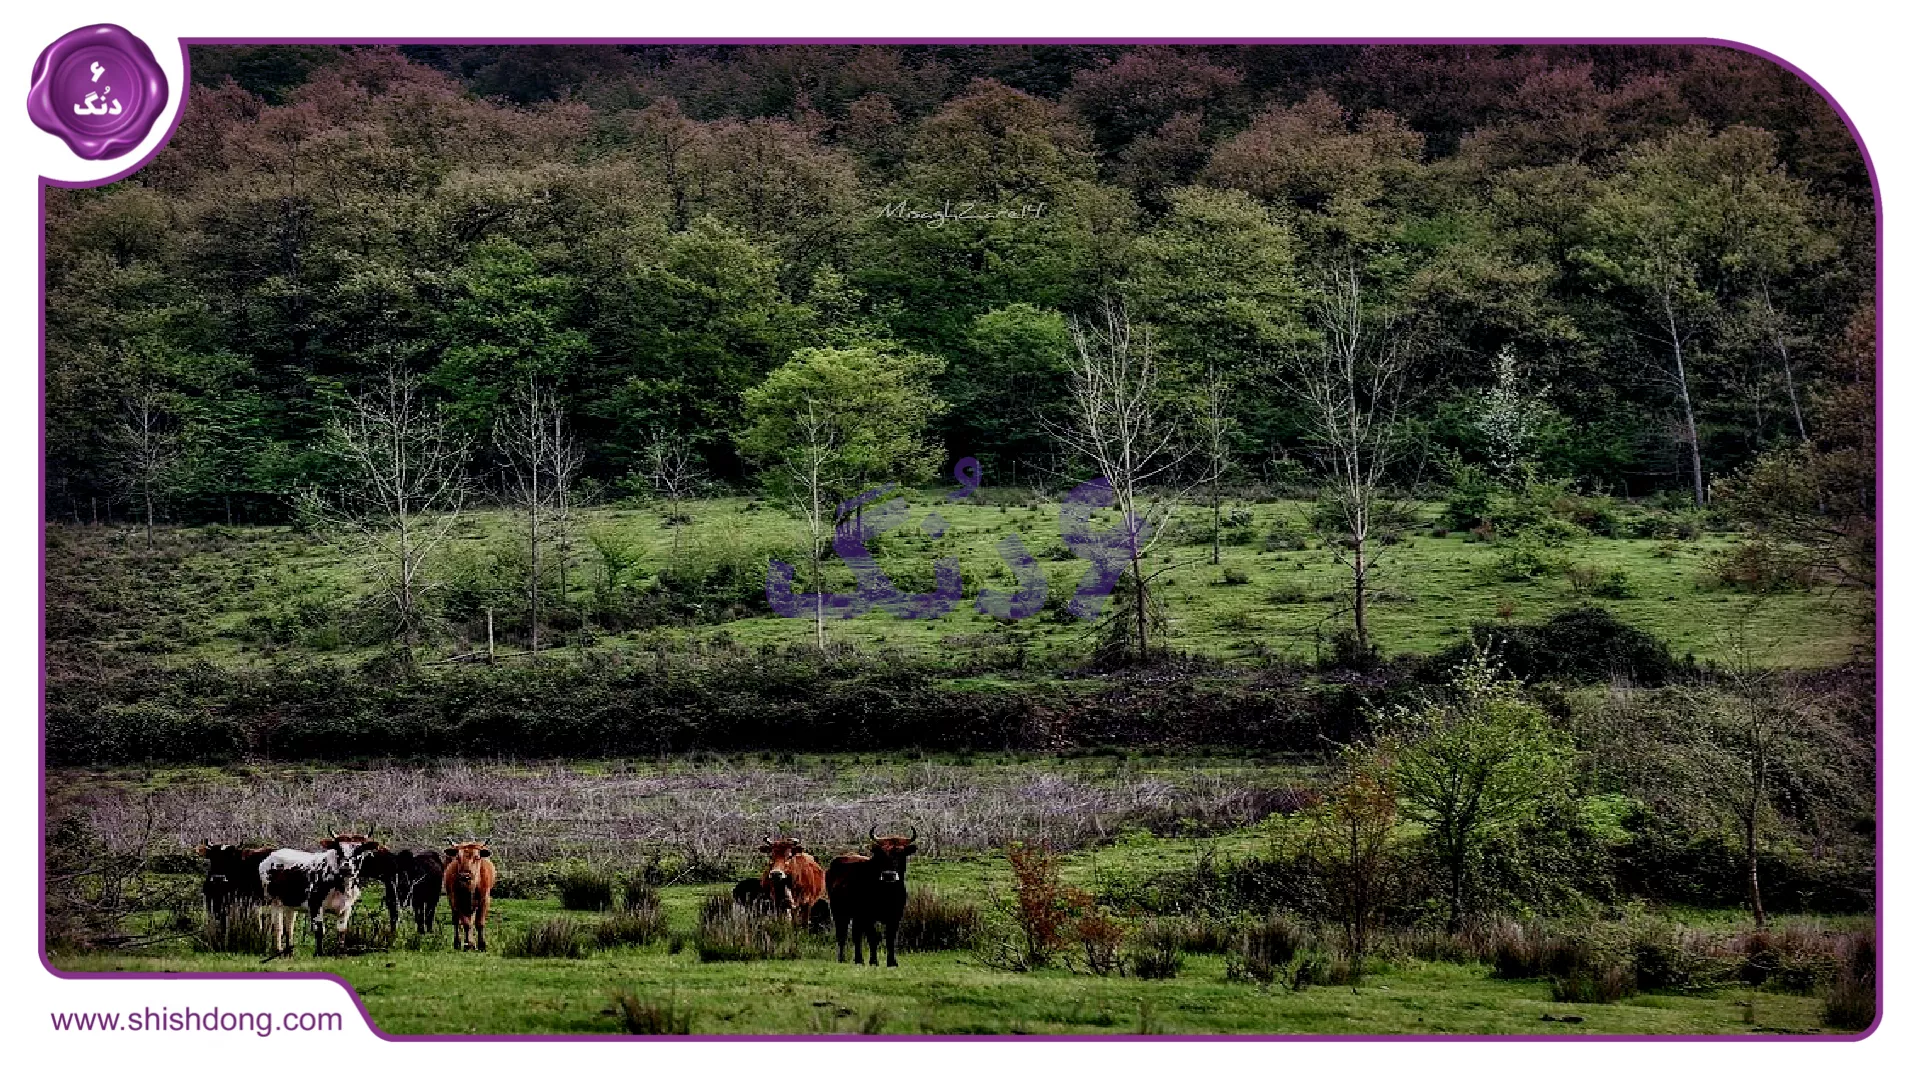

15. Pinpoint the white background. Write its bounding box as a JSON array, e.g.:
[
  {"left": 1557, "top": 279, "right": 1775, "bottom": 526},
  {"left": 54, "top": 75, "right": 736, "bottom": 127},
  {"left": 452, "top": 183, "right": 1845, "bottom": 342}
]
[{"left": 0, "top": 1, "right": 1907, "bottom": 1075}]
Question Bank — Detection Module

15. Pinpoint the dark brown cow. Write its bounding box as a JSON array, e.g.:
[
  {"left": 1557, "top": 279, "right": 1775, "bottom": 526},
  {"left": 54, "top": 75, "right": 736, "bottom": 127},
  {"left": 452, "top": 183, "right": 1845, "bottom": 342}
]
[
  {"left": 196, "top": 842, "right": 271, "bottom": 933},
  {"left": 825, "top": 827, "right": 918, "bottom": 967},
  {"left": 442, "top": 840, "right": 496, "bottom": 951},
  {"left": 758, "top": 835, "right": 826, "bottom": 926}
]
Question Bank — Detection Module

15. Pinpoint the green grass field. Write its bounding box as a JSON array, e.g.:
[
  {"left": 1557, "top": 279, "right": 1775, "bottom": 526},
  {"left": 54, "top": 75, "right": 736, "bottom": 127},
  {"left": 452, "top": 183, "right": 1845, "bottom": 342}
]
[
  {"left": 53, "top": 489, "right": 1866, "bottom": 671},
  {"left": 52, "top": 892, "right": 1845, "bottom": 1036}
]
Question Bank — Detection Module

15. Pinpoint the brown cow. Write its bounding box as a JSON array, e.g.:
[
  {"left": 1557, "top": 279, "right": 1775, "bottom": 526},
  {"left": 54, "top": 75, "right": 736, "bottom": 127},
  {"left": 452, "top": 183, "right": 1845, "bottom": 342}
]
[
  {"left": 758, "top": 835, "right": 826, "bottom": 927},
  {"left": 441, "top": 840, "right": 496, "bottom": 951},
  {"left": 825, "top": 827, "right": 917, "bottom": 967}
]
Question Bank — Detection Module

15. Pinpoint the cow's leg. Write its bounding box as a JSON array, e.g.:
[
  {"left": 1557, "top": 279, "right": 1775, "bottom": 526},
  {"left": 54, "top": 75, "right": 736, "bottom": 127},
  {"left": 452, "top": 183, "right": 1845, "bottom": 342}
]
[
  {"left": 308, "top": 898, "right": 328, "bottom": 957},
  {"left": 865, "top": 923, "right": 882, "bottom": 966},
  {"left": 277, "top": 906, "right": 296, "bottom": 957},
  {"left": 834, "top": 909, "right": 849, "bottom": 962},
  {"left": 475, "top": 895, "right": 489, "bottom": 952},
  {"left": 383, "top": 878, "right": 400, "bottom": 938},
  {"left": 885, "top": 919, "right": 899, "bottom": 967}
]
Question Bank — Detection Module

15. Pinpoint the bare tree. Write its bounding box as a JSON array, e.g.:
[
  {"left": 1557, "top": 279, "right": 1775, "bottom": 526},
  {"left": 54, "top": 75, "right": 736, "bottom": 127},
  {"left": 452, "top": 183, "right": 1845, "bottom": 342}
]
[
  {"left": 1054, "top": 299, "right": 1195, "bottom": 662},
  {"left": 495, "top": 377, "right": 583, "bottom": 657},
  {"left": 118, "top": 386, "right": 179, "bottom": 549},
  {"left": 1281, "top": 266, "right": 1416, "bottom": 661},
  {"left": 785, "top": 399, "right": 838, "bottom": 654},
  {"left": 302, "top": 368, "right": 471, "bottom": 655},
  {"left": 637, "top": 428, "right": 707, "bottom": 565},
  {"left": 1197, "top": 369, "right": 1235, "bottom": 566}
]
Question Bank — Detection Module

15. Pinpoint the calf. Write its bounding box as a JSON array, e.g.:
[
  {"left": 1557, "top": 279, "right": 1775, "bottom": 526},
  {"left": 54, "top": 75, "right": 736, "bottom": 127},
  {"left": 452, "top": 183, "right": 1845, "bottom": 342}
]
[
  {"left": 759, "top": 835, "right": 826, "bottom": 927},
  {"left": 442, "top": 840, "right": 496, "bottom": 951},
  {"left": 733, "top": 877, "right": 774, "bottom": 914},
  {"left": 825, "top": 827, "right": 918, "bottom": 967},
  {"left": 196, "top": 842, "right": 271, "bottom": 934},
  {"left": 257, "top": 832, "right": 378, "bottom": 957}
]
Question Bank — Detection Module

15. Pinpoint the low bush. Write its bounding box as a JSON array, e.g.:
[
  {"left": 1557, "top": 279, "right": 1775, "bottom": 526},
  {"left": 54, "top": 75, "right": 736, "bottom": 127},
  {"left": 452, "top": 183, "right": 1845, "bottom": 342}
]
[
  {"left": 593, "top": 908, "right": 665, "bottom": 949},
  {"left": 1566, "top": 563, "right": 1633, "bottom": 599},
  {"left": 558, "top": 868, "right": 616, "bottom": 911},
  {"left": 899, "top": 889, "right": 984, "bottom": 952},
  {"left": 1226, "top": 914, "right": 1312, "bottom": 986},
  {"left": 1441, "top": 606, "right": 1678, "bottom": 685},
  {"left": 694, "top": 902, "right": 803, "bottom": 962},
  {"left": 504, "top": 917, "right": 588, "bottom": 959},
  {"left": 195, "top": 906, "right": 275, "bottom": 956},
  {"left": 1127, "top": 919, "right": 1183, "bottom": 980},
  {"left": 1822, "top": 931, "right": 1876, "bottom": 1030},
  {"left": 611, "top": 991, "right": 694, "bottom": 1035}
]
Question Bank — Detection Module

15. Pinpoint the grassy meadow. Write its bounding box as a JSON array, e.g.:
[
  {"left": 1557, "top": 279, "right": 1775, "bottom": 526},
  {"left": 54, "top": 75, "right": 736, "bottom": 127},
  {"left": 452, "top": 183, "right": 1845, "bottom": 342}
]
[
  {"left": 49, "top": 488, "right": 1867, "bottom": 671},
  {"left": 46, "top": 755, "right": 1870, "bottom": 1036}
]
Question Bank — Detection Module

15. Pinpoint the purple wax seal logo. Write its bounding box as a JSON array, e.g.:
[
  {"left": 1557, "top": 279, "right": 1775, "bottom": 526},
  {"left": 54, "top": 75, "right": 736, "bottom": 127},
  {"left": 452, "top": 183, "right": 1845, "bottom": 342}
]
[{"left": 27, "top": 24, "right": 169, "bottom": 161}]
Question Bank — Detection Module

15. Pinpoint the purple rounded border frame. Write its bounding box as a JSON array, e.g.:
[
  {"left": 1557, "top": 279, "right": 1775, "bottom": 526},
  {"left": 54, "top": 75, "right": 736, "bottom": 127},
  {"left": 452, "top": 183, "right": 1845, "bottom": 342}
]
[{"left": 35, "top": 34, "right": 1885, "bottom": 1044}]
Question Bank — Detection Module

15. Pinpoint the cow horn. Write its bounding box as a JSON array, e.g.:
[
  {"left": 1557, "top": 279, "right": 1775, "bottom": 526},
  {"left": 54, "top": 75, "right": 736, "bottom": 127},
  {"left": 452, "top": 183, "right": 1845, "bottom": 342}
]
[
  {"left": 869, "top": 825, "right": 880, "bottom": 841},
  {"left": 764, "top": 834, "right": 775, "bottom": 847},
  {"left": 907, "top": 827, "right": 918, "bottom": 843}
]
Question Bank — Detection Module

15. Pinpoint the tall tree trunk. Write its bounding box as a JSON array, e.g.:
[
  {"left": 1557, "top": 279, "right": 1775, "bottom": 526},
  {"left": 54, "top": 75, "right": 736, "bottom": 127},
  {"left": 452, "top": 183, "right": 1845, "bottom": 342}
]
[
  {"left": 1663, "top": 295, "right": 1707, "bottom": 507},
  {"left": 1131, "top": 552, "right": 1149, "bottom": 662},
  {"left": 1210, "top": 485, "right": 1221, "bottom": 566},
  {"left": 1351, "top": 535, "right": 1370, "bottom": 659},
  {"left": 1761, "top": 282, "right": 1810, "bottom": 443},
  {"left": 528, "top": 506, "right": 540, "bottom": 656}
]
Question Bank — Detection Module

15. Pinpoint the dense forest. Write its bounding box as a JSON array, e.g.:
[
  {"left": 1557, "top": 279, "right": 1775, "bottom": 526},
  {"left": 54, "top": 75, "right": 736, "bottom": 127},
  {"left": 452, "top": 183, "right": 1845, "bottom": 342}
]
[{"left": 46, "top": 44, "right": 1873, "bottom": 526}]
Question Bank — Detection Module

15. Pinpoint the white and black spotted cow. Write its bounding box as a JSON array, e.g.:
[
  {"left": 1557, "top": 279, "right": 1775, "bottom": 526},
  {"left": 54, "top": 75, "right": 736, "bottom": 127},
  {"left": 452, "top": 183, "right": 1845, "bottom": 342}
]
[{"left": 257, "top": 832, "right": 377, "bottom": 958}]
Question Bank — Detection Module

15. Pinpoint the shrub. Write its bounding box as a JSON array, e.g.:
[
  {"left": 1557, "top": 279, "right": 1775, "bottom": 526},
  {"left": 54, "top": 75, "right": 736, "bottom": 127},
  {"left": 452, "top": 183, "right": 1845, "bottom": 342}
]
[
  {"left": 594, "top": 908, "right": 666, "bottom": 949},
  {"left": 1441, "top": 462, "right": 1499, "bottom": 532},
  {"left": 1551, "top": 960, "right": 1636, "bottom": 1004},
  {"left": 195, "top": 905, "right": 276, "bottom": 956},
  {"left": 612, "top": 991, "right": 693, "bottom": 1035},
  {"left": 899, "top": 889, "right": 984, "bottom": 952},
  {"left": 1227, "top": 914, "right": 1311, "bottom": 986},
  {"left": 1172, "top": 915, "right": 1238, "bottom": 955},
  {"left": 558, "top": 868, "right": 615, "bottom": 911},
  {"left": 1702, "top": 539, "right": 1813, "bottom": 594},
  {"left": 1627, "top": 921, "right": 1692, "bottom": 992},
  {"left": 1074, "top": 904, "right": 1126, "bottom": 975},
  {"left": 623, "top": 877, "right": 660, "bottom": 914},
  {"left": 1491, "top": 536, "right": 1569, "bottom": 581},
  {"left": 1266, "top": 581, "right": 1310, "bottom": 605},
  {"left": 1444, "top": 605, "right": 1678, "bottom": 685},
  {"left": 1566, "top": 563, "right": 1633, "bottom": 599},
  {"left": 1488, "top": 920, "right": 1551, "bottom": 979},
  {"left": 1822, "top": 931, "right": 1876, "bottom": 1030},
  {"left": 1218, "top": 566, "right": 1253, "bottom": 587},
  {"left": 1000, "top": 844, "right": 1078, "bottom": 970},
  {"left": 1127, "top": 919, "right": 1183, "bottom": 980},
  {"left": 694, "top": 903, "right": 802, "bottom": 962},
  {"left": 504, "top": 917, "right": 589, "bottom": 959},
  {"left": 1263, "top": 519, "right": 1311, "bottom": 552}
]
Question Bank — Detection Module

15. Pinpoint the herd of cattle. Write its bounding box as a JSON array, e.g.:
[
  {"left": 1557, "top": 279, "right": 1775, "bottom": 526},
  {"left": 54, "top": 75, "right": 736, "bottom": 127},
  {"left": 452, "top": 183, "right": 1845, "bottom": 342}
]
[{"left": 196, "top": 827, "right": 921, "bottom": 966}]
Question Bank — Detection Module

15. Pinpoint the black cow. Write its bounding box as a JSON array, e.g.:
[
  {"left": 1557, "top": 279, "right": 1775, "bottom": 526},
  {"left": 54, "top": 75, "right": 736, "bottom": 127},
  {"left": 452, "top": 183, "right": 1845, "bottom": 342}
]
[
  {"left": 196, "top": 841, "right": 270, "bottom": 932},
  {"left": 350, "top": 845, "right": 445, "bottom": 936},
  {"left": 387, "top": 849, "right": 446, "bottom": 933},
  {"left": 825, "top": 827, "right": 918, "bottom": 967},
  {"left": 733, "top": 877, "right": 775, "bottom": 914}
]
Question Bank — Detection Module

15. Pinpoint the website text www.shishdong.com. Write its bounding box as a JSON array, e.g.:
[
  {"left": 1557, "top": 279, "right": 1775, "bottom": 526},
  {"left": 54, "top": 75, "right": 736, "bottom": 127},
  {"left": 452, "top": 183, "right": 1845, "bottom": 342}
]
[{"left": 50, "top": 1006, "right": 344, "bottom": 1036}]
